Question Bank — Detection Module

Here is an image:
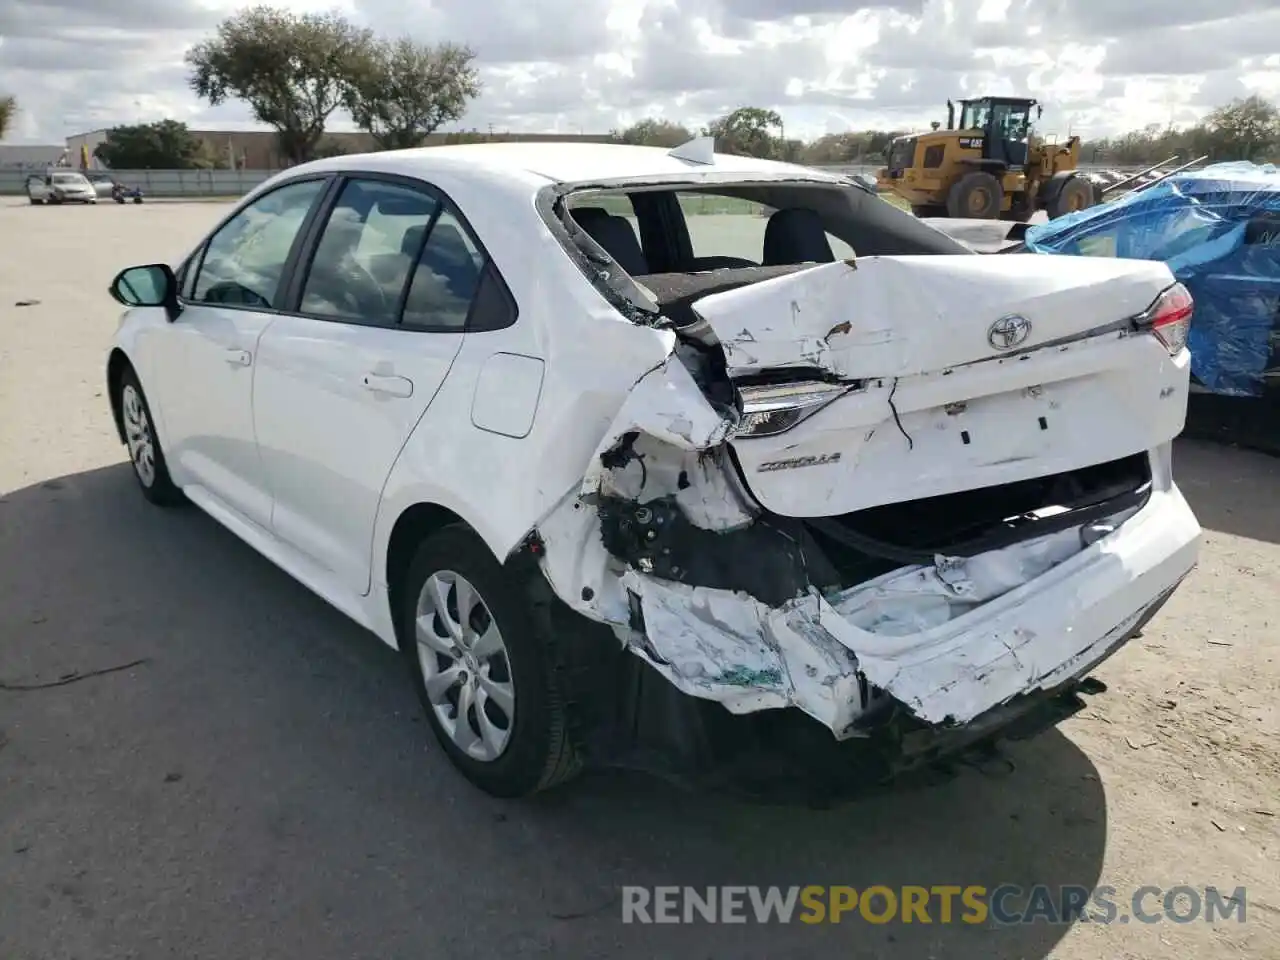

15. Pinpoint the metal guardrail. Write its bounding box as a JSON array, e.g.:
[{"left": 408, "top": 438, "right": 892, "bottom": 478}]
[
  {"left": 1, "top": 162, "right": 1175, "bottom": 199},
  {"left": 0, "top": 168, "right": 276, "bottom": 197}
]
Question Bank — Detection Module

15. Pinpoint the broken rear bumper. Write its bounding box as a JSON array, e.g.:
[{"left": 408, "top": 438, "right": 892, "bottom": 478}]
[
  {"left": 600, "top": 476, "right": 1199, "bottom": 733},
  {"left": 533, "top": 450, "right": 1199, "bottom": 794},
  {"left": 564, "top": 587, "right": 1175, "bottom": 802}
]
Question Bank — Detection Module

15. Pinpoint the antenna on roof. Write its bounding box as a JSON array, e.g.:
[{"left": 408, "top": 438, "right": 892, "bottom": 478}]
[{"left": 667, "top": 136, "right": 715, "bottom": 165}]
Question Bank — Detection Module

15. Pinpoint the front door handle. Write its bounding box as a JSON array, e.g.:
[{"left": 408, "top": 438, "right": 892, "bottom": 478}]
[
  {"left": 362, "top": 373, "right": 414, "bottom": 398},
  {"left": 224, "top": 348, "right": 252, "bottom": 367}
]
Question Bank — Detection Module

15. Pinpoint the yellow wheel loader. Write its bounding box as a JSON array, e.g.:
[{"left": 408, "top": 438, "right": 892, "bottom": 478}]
[{"left": 876, "top": 97, "right": 1098, "bottom": 221}]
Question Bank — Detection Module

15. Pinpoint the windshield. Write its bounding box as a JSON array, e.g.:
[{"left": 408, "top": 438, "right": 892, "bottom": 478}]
[
  {"left": 959, "top": 101, "right": 990, "bottom": 130},
  {"left": 52, "top": 174, "right": 88, "bottom": 185},
  {"left": 959, "top": 100, "right": 1032, "bottom": 139}
]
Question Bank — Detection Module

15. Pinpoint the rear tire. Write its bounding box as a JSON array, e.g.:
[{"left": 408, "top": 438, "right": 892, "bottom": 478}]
[
  {"left": 947, "top": 171, "right": 1003, "bottom": 219},
  {"left": 117, "top": 367, "right": 184, "bottom": 506},
  {"left": 400, "top": 525, "right": 582, "bottom": 797},
  {"left": 1046, "top": 176, "right": 1095, "bottom": 219}
]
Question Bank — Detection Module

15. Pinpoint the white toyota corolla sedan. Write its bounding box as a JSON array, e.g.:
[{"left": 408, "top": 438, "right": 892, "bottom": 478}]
[{"left": 105, "top": 140, "right": 1201, "bottom": 798}]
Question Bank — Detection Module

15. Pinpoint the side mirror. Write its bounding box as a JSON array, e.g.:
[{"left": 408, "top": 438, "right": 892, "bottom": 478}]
[{"left": 109, "top": 263, "right": 181, "bottom": 320}]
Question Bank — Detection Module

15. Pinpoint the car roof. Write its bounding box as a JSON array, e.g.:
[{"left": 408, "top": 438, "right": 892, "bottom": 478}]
[{"left": 304, "top": 141, "right": 847, "bottom": 187}]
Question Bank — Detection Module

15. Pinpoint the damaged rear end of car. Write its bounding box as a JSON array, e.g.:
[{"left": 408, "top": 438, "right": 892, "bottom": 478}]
[{"left": 524, "top": 172, "right": 1201, "bottom": 798}]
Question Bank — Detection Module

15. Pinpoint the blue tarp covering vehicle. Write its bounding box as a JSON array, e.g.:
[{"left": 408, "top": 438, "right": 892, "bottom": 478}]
[{"left": 1024, "top": 162, "right": 1280, "bottom": 399}]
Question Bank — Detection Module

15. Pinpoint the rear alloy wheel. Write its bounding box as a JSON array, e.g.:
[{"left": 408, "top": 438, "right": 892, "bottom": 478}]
[
  {"left": 1046, "top": 176, "right": 1095, "bottom": 219},
  {"left": 118, "top": 368, "right": 184, "bottom": 506},
  {"left": 401, "top": 526, "right": 582, "bottom": 797},
  {"left": 947, "top": 171, "right": 1004, "bottom": 219}
]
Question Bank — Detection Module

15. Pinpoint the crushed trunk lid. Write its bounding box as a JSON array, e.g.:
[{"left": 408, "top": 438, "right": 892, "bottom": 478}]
[
  {"left": 690, "top": 254, "right": 1176, "bottom": 380},
  {"left": 689, "top": 254, "right": 1190, "bottom": 517}
]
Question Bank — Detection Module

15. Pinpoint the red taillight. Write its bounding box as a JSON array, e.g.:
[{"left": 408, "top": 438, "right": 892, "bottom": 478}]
[{"left": 1143, "top": 283, "right": 1193, "bottom": 354}]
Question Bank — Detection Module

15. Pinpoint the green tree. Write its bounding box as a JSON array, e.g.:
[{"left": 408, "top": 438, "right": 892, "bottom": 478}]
[
  {"left": 615, "top": 117, "right": 693, "bottom": 147},
  {"left": 0, "top": 94, "right": 16, "bottom": 140},
  {"left": 93, "top": 121, "right": 209, "bottom": 169},
  {"left": 702, "top": 107, "right": 784, "bottom": 159},
  {"left": 1204, "top": 95, "right": 1280, "bottom": 162},
  {"left": 186, "top": 6, "right": 373, "bottom": 166},
  {"left": 345, "top": 38, "right": 480, "bottom": 150}
]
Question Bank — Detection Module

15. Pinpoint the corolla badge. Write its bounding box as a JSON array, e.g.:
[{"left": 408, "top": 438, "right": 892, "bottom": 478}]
[
  {"left": 987, "top": 314, "right": 1031, "bottom": 350},
  {"left": 757, "top": 453, "right": 842, "bottom": 472}
]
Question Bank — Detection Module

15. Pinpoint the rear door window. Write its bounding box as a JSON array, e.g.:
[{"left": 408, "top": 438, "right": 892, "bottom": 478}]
[
  {"left": 401, "top": 208, "right": 487, "bottom": 331},
  {"left": 298, "top": 178, "right": 440, "bottom": 325}
]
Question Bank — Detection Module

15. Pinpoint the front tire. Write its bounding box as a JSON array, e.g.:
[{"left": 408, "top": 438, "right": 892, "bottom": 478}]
[
  {"left": 117, "top": 368, "right": 183, "bottom": 506},
  {"left": 400, "top": 526, "right": 582, "bottom": 797}
]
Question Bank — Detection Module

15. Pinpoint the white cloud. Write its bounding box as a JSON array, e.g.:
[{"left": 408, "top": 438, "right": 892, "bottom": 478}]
[{"left": 0, "top": 0, "right": 1277, "bottom": 145}]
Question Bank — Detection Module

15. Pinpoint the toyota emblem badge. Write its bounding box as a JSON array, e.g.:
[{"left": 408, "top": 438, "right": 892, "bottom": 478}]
[{"left": 987, "top": 314, "right": 1031, "bottom": 350}]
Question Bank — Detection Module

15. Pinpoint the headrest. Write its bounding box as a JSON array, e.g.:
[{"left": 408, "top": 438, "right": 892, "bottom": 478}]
[
  {"left": 763, "top": 207, "right": 835, "bottom": 266},
  {"left": 401, "top": 223, "right": 427, "bottom": 257},
  {"left": 580, "top": 214, "right": 649, "bottom": 275},
  {"left": 570, "top": 206, "right": 611, "bottom": 230}
]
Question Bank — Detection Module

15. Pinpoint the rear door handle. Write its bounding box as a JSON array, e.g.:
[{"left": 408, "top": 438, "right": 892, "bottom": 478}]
[
  {"left": 362, "top": 373, "right": 414, "bottom": 398},
  {"left": 224, "top": 348, "right": 252, "bottom": 367}
]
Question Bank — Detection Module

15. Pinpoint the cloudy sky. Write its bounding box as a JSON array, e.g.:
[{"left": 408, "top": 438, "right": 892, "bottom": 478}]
[{"left": 1, "top": 0, "right": 1278, "bottom": 145}]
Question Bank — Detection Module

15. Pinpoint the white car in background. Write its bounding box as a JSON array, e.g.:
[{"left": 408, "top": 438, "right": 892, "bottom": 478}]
[
  {"left": 104, "top": 141, "right": 1201, "bottom": 798},
  {"left": 26, "top": 170, "right": 98, "bottom": 204}
]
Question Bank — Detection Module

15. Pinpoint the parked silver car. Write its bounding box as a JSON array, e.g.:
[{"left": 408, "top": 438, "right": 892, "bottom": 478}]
[{"left": 26, "top": 171, "right": 98, "bottom": 204}]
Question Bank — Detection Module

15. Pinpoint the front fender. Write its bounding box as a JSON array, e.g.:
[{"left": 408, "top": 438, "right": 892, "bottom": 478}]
[{"left": 108, "top": 307, "right": 173, "bottom": 449}]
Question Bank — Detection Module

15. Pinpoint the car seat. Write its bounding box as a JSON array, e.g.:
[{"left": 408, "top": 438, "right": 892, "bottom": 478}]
[
  {"left": 571, "top": 209, "right": 650, "bottom": 275},
  {"left": 762, "top": 207, "right": 835, "bottom": 266}
]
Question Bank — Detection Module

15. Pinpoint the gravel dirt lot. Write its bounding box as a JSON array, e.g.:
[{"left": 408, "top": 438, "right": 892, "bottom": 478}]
[{"left": 1, "top": 198, "right": 1277, "bottom": 959}]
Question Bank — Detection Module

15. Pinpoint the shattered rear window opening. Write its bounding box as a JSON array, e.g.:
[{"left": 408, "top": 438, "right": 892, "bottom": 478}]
[{"left": 539, "top": 174, "right": 971, "bottom": 323}]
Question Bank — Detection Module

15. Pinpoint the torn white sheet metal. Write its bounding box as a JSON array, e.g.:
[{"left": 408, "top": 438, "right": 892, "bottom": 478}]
[
  {"left": 618, "top": 571, "right": 865, "bottom": 732},
  {"left": 615, "top": 517, "right": 1110, "bottom": 733},
  {"left": 598, "top": 432, "right": 757, "bottom": 532},
  {"left": 688, "top": 254, "right": 1177, "bottom": 379},
  {"left": 822, "top": 488, "right": 1200, "bottom": 725},
  {"left": 828, "top": 512, "right": 1138, "bottom": 637},
  {"left": 919, "top": 217, "right": 1029, "bottom": 254},
  {"left": 578, "top": 355, "right": 753, "bottom": 531},
  {"left": 538, "top": 478, "right": 1199, "bottom": 735}
]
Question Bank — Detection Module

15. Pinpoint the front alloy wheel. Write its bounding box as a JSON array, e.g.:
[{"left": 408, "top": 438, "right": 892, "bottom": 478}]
[
  {"left": 122, "top": 383, "right": 156, "bottom": 487},
  {"left": 117, "top": 368, "right": 183, "bottom": 506}
]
